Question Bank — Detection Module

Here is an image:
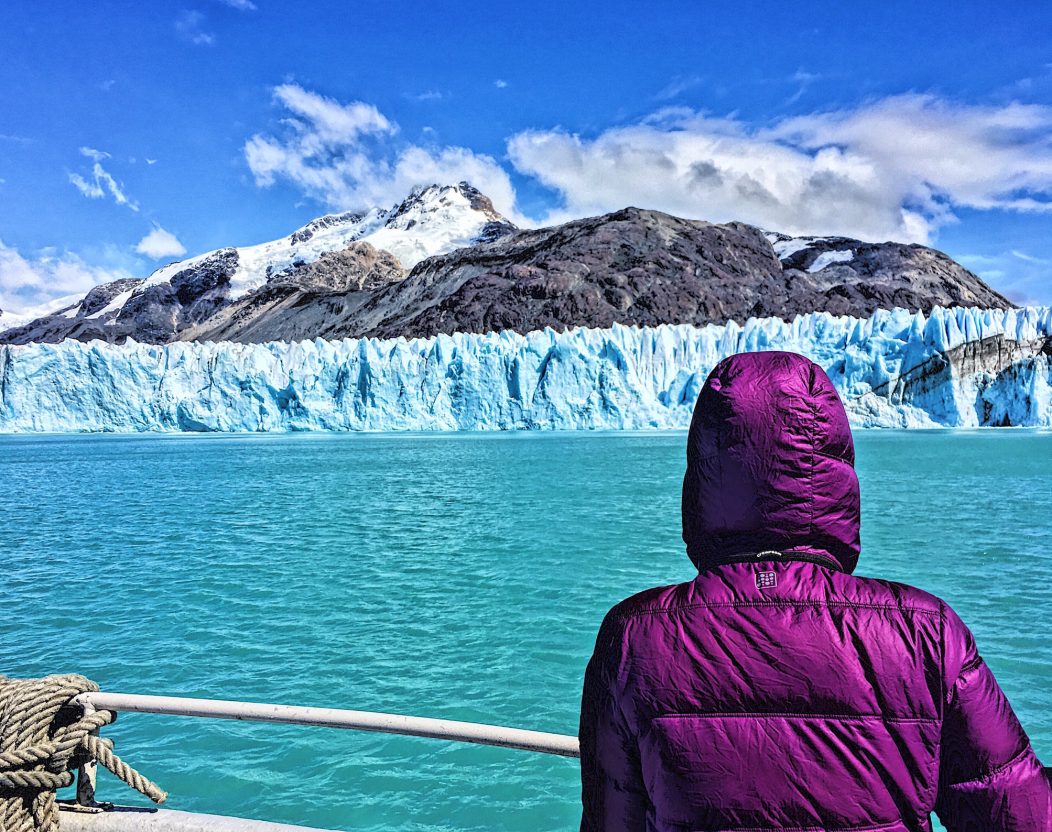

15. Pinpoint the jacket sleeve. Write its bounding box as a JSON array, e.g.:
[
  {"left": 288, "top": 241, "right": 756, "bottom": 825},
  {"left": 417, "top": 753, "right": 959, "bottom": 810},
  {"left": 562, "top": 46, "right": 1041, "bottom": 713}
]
[
  {"left": 934, "top": 606, "right": 1052, "bottom": 831},
  {"left": 580, "top": 613, "right": 648, "bottom": 831}
]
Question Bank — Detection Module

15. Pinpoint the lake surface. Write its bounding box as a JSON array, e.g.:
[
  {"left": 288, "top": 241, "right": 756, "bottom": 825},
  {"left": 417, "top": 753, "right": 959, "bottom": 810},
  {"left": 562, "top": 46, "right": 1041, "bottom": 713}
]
[{"left": 2, "top": 431, "right": 1050, "bottom": 831}]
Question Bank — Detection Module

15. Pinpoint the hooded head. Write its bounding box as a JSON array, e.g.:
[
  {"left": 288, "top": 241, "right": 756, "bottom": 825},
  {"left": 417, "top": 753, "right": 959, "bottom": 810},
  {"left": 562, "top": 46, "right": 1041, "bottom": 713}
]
[{"left": 682, "top": 351, "right": 861, "bottom": 573}]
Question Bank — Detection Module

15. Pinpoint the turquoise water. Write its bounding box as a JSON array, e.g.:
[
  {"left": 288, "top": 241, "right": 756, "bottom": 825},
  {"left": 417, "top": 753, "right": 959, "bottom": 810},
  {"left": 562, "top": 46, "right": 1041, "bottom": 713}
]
[{"left": 1, "top": 431, "right": 1050, "bottom": 831}]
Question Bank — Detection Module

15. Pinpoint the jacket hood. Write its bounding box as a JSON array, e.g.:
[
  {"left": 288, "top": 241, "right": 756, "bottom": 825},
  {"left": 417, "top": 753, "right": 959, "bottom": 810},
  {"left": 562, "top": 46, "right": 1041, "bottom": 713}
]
[{"left": 682, "top": 351, "right": 861, "bottom": 573}]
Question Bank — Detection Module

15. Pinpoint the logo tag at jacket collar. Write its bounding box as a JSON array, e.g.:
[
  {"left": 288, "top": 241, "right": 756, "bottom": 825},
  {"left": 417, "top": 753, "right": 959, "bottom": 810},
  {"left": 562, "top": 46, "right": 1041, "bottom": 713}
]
[{"left": 756, "top": 570, "right": 777, "bottom": 589}]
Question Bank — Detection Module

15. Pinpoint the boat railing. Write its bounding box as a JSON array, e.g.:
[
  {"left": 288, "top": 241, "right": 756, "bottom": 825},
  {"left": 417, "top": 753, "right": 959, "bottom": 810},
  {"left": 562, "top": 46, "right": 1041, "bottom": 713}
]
[{"left": 62, "top": 691, "right": 580, "bottom": 829}]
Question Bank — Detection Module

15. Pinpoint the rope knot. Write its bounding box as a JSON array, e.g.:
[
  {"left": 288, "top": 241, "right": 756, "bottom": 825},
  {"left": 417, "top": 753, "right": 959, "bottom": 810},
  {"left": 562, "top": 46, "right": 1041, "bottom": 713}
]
[{"left": 0, "top": 674, "right": 166, "bottom": 832}]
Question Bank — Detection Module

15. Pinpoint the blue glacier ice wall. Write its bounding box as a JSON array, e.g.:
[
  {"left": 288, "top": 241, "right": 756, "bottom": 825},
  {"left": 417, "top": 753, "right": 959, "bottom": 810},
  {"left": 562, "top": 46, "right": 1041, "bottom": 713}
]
[{"left": 1, "top": 306, "right": 1049, "bottom": 432}]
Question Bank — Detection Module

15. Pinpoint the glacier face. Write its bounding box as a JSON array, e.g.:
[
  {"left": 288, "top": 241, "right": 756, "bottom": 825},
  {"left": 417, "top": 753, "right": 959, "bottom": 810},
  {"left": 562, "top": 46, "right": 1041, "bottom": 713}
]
[{"left": 1, "top": 306, "right": 1049, "bottom": 433}]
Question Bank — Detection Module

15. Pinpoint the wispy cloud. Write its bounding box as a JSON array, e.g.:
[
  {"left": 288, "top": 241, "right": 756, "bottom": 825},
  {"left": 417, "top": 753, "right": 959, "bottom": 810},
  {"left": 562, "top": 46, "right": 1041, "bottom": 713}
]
[
  {"left": 0, "top": 239, "right": 131, "bottom": 321},
  {"left": 785, "top": 68, "right": 821, "bottom": 105},
  {"left": 494, "top": 79, "right": 508, "bottom": 89},
  {"left": 213, "top": 0, "right": 257, "bottom": 8},
  {"left": 1010, "top": 249, "right": 1049, "bottom": 264},
  {"left": 791, "top": 69, "right": 821, "bottom": 85},
  {"left": 408, "top": 90, "right": 444, "bottom": 102},
  {"left": 655, "top": 74, "right": 704, "bottom": 100},
  {"left": 176, "top": 10, "right": 216, "bottom": 46},
  {"left": 68, "top": 147, "right": 138, "bottom": 211},
  {"left": 244, "top": 84, "right": 520, "bottom": 221},
  {"left": 79, "top": 146, "right": 109, "bottom": 162},
  {"left": 135, "top": 226, "right": 187, "bottom": 259}
]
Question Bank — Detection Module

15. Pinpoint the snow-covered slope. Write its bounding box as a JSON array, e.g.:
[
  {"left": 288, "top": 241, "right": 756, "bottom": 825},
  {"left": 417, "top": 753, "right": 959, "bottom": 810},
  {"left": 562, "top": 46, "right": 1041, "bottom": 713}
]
[
  {"left": 143, "top": 182, "right": 513, "bottom": 300},
  {"left": 1, "top": 306, "right": 1049, "bottom": 433}
]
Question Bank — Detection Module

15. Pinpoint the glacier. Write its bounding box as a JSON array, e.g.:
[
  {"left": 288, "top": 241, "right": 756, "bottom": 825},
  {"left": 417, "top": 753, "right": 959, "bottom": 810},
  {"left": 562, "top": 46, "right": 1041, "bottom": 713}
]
[{"left": 1, "top": 306, "right": 1050, "bottom": 433}]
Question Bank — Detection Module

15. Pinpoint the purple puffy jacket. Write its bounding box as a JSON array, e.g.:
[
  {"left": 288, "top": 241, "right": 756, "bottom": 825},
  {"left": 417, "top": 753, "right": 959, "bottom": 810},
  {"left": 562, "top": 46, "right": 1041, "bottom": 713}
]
[{"left": 580, "top": 351, "right": 1051, "bottom": 831}]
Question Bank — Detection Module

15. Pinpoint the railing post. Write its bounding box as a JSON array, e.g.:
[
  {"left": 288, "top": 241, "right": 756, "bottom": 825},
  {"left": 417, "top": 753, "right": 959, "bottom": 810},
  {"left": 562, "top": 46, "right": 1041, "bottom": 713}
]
[{"left": 74, "top": 698, "right": 103, "bottom": 812}]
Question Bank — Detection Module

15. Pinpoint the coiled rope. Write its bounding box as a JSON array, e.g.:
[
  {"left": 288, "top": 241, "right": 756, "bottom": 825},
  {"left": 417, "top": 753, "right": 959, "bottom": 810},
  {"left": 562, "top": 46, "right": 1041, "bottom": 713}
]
[{"left": 0, "top": 675, "right": 166, "bottom": 832}]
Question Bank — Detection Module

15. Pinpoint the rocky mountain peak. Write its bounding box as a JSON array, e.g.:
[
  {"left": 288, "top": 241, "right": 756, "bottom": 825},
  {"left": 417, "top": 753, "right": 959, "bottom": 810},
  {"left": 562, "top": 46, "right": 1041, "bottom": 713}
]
[
  {"left": 288, "top": 211, "right": 368, "bottom": 245},
  {"left": 387, "top": 182, "right": 511, "bottom": 229}
]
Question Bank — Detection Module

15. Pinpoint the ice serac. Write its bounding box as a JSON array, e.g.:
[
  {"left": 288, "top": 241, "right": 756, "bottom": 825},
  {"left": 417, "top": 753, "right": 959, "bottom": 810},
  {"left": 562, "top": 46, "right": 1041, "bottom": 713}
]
[{"left": 1, "top": 306, "right": 1049, "bottom": 433}]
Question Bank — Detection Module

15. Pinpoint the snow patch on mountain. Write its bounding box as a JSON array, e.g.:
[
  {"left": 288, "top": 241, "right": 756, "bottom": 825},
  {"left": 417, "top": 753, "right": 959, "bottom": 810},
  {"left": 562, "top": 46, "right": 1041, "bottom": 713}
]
[
  {"left": 808, "top": 249, "right": 854, "bottom": 272},
  {"left": 86, "top": 288, "right": 136, "bottom": 321},
  {"left": 1, "top": 306, "right": 1048, "bottom": 433},
  {"left": 140, "top": 182, "right": 512, "bottom": 303},
  {"left": 769, "top": 236, "right": 816, "bottom": 260},
  {"left": 365, "top": 183, "right": 511, "bottom": 268}
]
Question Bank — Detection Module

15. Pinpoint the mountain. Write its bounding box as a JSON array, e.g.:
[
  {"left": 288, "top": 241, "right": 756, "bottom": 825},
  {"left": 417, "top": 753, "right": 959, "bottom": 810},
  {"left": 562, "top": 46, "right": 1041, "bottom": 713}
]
[
  {"left": 176, "top": 242, "right": 407, "bottom": 343},
  {"left": 2, "top": 306, "right": 1049, "bottom": 432},
  {"left": 0, "top": 182, "right": 514, "bottom": 345},
  {"left": 0, "top": 183, "right": 1009, "bottom": 346},
  {"left": 359, "top": 210, "right": 1007, "bottom": 340}
]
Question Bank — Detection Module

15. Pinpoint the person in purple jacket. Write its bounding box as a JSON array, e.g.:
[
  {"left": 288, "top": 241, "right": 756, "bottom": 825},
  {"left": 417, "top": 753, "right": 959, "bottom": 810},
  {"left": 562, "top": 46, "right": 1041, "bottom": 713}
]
[{"left": 580, "top": 351, "right": 1051, "bottom": 832}]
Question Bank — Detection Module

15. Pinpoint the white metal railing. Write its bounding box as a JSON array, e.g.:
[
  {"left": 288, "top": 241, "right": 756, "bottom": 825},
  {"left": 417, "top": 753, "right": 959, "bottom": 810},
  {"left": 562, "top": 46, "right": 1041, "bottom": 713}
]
[
  {"left": 74, "top": 692, "right": 580, "bottom": 756},
  {"left": 68, "top": 691, "right": 579, "bottom": 811}
]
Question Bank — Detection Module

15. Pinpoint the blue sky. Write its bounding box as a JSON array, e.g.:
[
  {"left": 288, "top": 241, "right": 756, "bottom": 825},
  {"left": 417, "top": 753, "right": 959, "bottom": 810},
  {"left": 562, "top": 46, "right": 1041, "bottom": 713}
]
[{"left": 2, "top": 0, "right": 1052, "bottom": 317}]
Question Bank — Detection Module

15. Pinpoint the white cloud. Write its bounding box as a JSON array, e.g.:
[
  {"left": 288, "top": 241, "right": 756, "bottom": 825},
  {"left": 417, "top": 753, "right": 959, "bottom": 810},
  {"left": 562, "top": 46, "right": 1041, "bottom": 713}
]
[
  {"left": 784, "top": 69, "right": 820, "bottom": 105},
  {"left": 791, "top": 69, "right": 821, "bottom": 84},
  {"left": 241, "top": 86, "right": 1052, "bottom": 284},
  {"left": 0, "top": 240, "right": 131, "bottom": 323},
  {"left": 769, "top": 95, "right": 1052, "bottom": 216},
  {"left": 494, "top": 79, "right": 508, "bottom": 89},
  {"left": 68, "top": 148, "right": 138, "bottom": 211},
  {"left": 135, "top": 226, "right": 187, "bottom": 259},
  {"left": 214, "top": 0, "right": 256, "bottom": 9},
  {"left": 655, "top": 75, "right": 703, "bottom": 100},
  {"left": 507, "top": 94, "right": 1052, "bottom": 242},
  {"left": 271, "top": 83, "right": 394, "bottom": 144},
  {"left": 146, "top": 158, "right": 158, "bottom": 165},
  {"left": 1010, "top": 249, "right": 1049, "bottom": 264},
  {"left": 176, "top": 11, "right": 215, "bottom": 46},
  {"left": 79, "top": 146, "right": 110, "bottom": 162},
  {"left": 244, "top": 84, "right": 520, "bottom": 221}
]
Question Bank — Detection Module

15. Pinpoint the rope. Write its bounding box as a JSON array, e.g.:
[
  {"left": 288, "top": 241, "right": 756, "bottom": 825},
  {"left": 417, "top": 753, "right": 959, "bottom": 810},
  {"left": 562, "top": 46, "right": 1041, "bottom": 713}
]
[{"left": 0, "top": 675, "right": 166, "bottom": 832}]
